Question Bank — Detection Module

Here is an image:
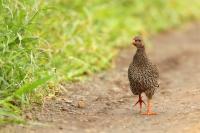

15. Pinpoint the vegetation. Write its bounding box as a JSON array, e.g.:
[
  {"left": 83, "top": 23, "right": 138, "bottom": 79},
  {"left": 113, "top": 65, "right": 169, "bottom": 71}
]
[{"left": 0, "top": 0, "right": 200, "bottom": 123}]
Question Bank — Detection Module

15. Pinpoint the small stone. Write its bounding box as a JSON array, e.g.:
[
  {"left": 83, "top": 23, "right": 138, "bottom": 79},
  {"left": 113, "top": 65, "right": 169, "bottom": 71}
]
[
  {"left": 25, "top": 113, "right": 32, "bottom": 120},
  {"left": 106, "top": 102, "right": 111, "bottom": 106},
  {"left": 58, "top": 126, "right": 63, "bottom": 130},
  {"left": 32, "top": 107, "right": 37, "bottom": 111},
  {"left": 77, "top": 100, "right": 86, "bottom": 108},
  {"left": 61, "top": 107, "right": 68, "bottom": 111},
  {"left": 95, "top": 96, "right": 102, "bottom": 101},
  {"left": 112, "top": 87, "right": 121, "bottom": 92},
  {"left": 118, "top": 99, "right": 124, "bottom": 103},
  {"left": 65, "top": 99, "right": 73, "bottom": 104}
]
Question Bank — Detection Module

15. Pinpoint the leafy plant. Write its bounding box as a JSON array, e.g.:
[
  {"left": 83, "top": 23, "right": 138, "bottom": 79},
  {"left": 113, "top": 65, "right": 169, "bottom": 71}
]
[{"left": 0, "top": 76, "right": 51, "bottom": 124}]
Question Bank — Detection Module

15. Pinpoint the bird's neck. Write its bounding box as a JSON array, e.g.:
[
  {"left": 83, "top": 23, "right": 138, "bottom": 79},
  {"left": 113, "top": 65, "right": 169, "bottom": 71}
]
[{"left": 133, "top": 47, "right": 148, "bottom": 64}]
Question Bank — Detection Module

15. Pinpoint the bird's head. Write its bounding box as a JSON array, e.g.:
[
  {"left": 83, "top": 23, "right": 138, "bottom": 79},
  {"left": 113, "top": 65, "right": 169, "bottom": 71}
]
[{"left": 132, "top": 36, "right": 144, "bottom": 48}]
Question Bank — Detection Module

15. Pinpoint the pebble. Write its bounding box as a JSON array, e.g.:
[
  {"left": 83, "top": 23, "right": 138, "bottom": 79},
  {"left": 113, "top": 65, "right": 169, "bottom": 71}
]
[
  {"left": 25, "top": 113, "right": 32, "bottom": 120},
  {"left": 118, "top": 99, "right": 124, "bottom": 103},
  {"left": 61, "top": 107, "right": 68, "bottom": 111},
  {"left": 106, "top": 102, "right": 111, "bottom": 106},
  {"left": 61, "top": 98, "right": 73, "bottom": 104},
  {"left": 112, "top": 87, "right": 121, "bottom": 92},
  {"left": 77, "top": 100, "right": 86, "bottom": 108},
  {"left": 58, "top": 126, "right": 63, "bottom": 130}
]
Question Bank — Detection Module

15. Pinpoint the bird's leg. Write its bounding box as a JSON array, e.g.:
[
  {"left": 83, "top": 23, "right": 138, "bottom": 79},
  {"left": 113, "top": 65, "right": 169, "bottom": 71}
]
[
  {"left": 142, "top": 98, "right": 157, "bottom": 115},
  {"left": 134, "top": 94, "right": 146, "bottom": 113}
]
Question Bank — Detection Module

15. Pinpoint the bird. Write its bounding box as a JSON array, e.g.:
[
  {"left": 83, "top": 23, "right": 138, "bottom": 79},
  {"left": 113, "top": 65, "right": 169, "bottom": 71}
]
[{"left": 128, "top": 36, "right": 159, "bottom": 115}]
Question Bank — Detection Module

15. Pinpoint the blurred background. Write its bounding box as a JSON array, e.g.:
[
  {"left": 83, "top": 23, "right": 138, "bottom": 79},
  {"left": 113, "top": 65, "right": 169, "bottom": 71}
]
[{"left": 0, "top": 0, "right": 200, "bottom": 123}]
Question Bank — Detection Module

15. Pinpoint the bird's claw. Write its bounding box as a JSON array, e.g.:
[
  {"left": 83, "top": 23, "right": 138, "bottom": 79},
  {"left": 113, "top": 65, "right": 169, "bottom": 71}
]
[
  {"left": 133, "top": 95, "right": 146, "bottom": 113},
  {"left": 134, "top": 96, "right": 146, "bottom": 106},
  {"left": 142, "top": 111, "right": 157, "bottom": 115}
]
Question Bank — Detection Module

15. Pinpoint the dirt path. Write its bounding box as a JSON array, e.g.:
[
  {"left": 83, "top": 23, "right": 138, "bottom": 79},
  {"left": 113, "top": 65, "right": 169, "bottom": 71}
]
[{"left": 1, "top": 23, "right": 200, "bottom": 133}]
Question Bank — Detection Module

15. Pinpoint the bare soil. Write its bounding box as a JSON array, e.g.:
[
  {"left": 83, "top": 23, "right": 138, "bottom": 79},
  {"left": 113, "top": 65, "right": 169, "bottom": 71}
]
[{"left": 1, "top": 23, "right": 200, "bottom": 133}]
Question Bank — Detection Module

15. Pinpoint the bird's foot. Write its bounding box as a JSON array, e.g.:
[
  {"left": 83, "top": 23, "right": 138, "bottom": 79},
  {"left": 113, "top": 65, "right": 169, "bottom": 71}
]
[
  {"left": 134, "top": 95, "right": 146, "bottom": 113},
  {"left": 134, "top": 96, "right": 146, "bottom": 107},
  {"left": 142, "top": 111, "right": 157, "bottom": 115}
]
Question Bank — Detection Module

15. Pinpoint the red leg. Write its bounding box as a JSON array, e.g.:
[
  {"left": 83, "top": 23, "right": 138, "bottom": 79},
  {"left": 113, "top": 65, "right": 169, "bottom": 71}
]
[
  {"left": 134, "top": 94, "right": 146, "bottom": 113},
  {"left": 142, "top": 98, "right": 157, "bottom": 115}
]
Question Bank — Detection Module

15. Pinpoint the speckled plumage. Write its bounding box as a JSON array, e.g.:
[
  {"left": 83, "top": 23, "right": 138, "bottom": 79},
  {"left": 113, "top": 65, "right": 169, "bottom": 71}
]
[{"left": 128, "top": 44, "right": 159, "bottom": 99}]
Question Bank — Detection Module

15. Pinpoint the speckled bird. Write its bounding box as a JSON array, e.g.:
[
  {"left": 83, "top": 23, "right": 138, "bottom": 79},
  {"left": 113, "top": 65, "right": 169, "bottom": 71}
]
[{"left": 128, "top": 36, "right": 159, "bottom": 115}]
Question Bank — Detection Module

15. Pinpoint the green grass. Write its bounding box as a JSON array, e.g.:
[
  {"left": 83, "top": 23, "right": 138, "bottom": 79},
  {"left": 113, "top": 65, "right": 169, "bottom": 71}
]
[
  {"left": 38, "top": 0, "right": 200, "bottom": 81},
  {"left": 0, "top": 0, "right": 200, "bottom": 123},
  {"left": 0, "top": 0, "right": 52, "bottom": 124}
]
